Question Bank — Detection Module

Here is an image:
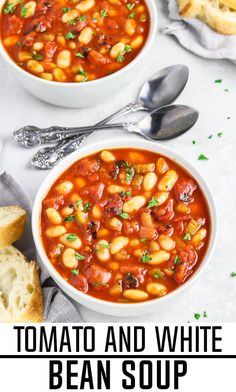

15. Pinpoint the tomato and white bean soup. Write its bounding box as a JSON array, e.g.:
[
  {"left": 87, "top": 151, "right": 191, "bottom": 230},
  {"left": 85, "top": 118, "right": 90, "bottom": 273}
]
[
  {"left": 41, "top": 148, "right": 210, "bottom": 303},
  {"left": 0, "top": 0, "right": 150, "bottom": 82}
]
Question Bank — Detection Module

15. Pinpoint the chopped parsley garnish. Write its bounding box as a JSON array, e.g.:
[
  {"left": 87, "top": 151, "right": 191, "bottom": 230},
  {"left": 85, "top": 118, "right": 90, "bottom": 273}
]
[
  {"left": 77, "top": 68, "right": 88, "bottom": 81},
  {"left": 65, "top": 31, "right": 76, "bottom": 40},
  {"left": 148, "top": 196, "right": 159, "bottom": 208},
  {"left": 217, "top": 132, "right": 223, "bottom": 137},
  {"left": 62, "top": 7, "right": 71, "bottom": 13},
  {"left": 154, "top": 270, "right": 163, "bottom": 279},
  {"left": 69, "top": 19, "right": 76, "bottom": 26},
  {"left": 129, "top": 12, "right": 136, "bottom": 18},
  {"left": 208, "top": 134, "right": 213, "bottom": 139},
  {"left": 64, "top": 215, "right": 75, "bottom": 222},
  {"left": 83, "top": 202, "right": 92, "bottom": 212},
  {"left": 203, "top": 311, "right": 208, "bottom": 318},
  {"left": 78, "top": 15, "right": 87, "bottom": 21},
  {"left": 230, "top": 272, "right": 236, "bottom": 277},
  {"left": 192, "top": 140, "right": 196, "bottom": 145},
  {"left": 75, "top": 52, "right": 85, "bottom": 59},
  {"left": 100, "top": 9, "right": 107, "bottom": 18},
  {"left": 125, "top": 166, "right": 135, "bottom": 182},
  {"left": 4, "top": 2, "right": 15, "bottom": 14},
  {"left": 21, "top": 5, "right": 28, "bottom": 17},
  {"left": 75, "top": 253, "right": 86, "bottom": 261},
  {"left": 93, "top": 281, "right": 108, "bottom": 288},
  {"left": 194, "top": 313, "right": 201, "bottom": 320},
  {"left": 198, "top": 154, "right": 209, "bottom": 161},
  {"left": 120, "top": 190, "right": 132, "bottom": 198},
  {"left": 214, "top": 79, "right": 222, "bottom": 84},
  {"left": 76, "top": 199, "right": 83, "bottom": 207},
  {"left": 139, "top": 238, "right": 146, "bottom": 243},
  {"left": 127, "top": 3, "right": 135, "bottom": 10},
  {"left": 183, "top": 232, "right": 191, "bottom": 241},
  {"left": 119, "top": 212, "right": 129, "bottom": 220},
  {"left": 140, "top": 250, "right": 152, "bottom": 263},
  {"left": 125, "top": 45, "right": 132, "bottom": 53},
  {"left": 31, "top": 51, "right": 44, "bottom": 61},
  {"left": 66, "top": 233, "right": 78, "bottom": 241},
  {"left": 95, "top": 243, "right": 111, "bottom": 252},
  {"left": 173, "top": 255, "right": 180, "bottom": 264},
  {"left": 117, "top": 52, "right": 124, "bottom": 63},
  {"left": 71, "top": 269, "right": 79, "bottom": 275}
]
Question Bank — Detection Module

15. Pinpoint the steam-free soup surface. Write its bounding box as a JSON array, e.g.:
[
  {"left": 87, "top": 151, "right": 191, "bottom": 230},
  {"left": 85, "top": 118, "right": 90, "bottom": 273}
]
[{"left": 41, "top": 148, "right": 210, "bottom": 303}]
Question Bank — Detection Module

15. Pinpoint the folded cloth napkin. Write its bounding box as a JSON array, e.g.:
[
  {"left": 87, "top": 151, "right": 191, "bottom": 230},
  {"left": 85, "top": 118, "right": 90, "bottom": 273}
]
[
  {"left": 0, "top": 171, "right": 83, "bottom": 322},
  {"left": 163, "top": 0, "right": 236, "bottom": 61}
]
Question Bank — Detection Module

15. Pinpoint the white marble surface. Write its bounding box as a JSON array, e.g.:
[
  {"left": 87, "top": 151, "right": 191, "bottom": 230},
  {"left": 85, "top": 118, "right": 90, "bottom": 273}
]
[{"left": 0, "top": 1, "right": 236, "bottom": 323}]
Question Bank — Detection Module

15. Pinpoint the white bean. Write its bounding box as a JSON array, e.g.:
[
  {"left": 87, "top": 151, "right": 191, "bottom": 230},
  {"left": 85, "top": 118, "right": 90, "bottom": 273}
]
[
  {"left": 148, "top": 250, "right": 170, "bottom": 265},
  {"left": 23, "top": 1, "right": 36, "bottom": 17},
  {"left": 131, "top": 35, "right": 143, "bottom": 49},
  {"left": 62, "top": 248, "right": 78, "bottom": 269},
  {"left": 192, "top": 228, "right": 207, "bottom": 245},
  {"left": 110, "top": 236, "right": 129, "bottom": 254},
  {"left": 110, "top": 42, "right": 125, "bottom": 59},
  {"left": 57, "top": 50, "right": 71, "bottom": 69},
  {"left": 46, "top": 208, "right": 62, "bottom": 225},
  {"left": 27, "top": 60, "right": 44, "bottom": 74},
  {"left": 107, "top": 184, "right": 125, "bottom": 194},
  {"left": 33, "top": 42, "right": 44, "bottom": 51},
  {"left": 108, "top": 217, "right": 122, "bottom": 231},
  {"left": 158, "top": 235, "right": 175, "bottom": 251},
  {"left": 96, "top": 240, "right": 110, "bottom": 262},
  {"left": 146, "top": 283, "right": 167, "bottom": 297},
  {"left": 156, "top": 157, "right": 169, "bottom": 174},
  {"left": 59, "top": 233, "right": 82, "bottom": 250},
  {"left": 143, "top": 172, "right": 157, "bottom": 191},
  {"left": 123, "top": 289, "right": 149, "bottom": 301},
  {"left": 125, "top": 19, "right": 136, "bottom": 35},
  {"left": 158, "top": 170, "right": 178, "bottom": 192},
  {"left": 53, "top": 68, "right": 67, "bottom": 82},
  {"left": 55, "top": 181, "right": 73, "bottom": 195},
  {"left": 45, "top": 225, "right": 66, "bottom": 238},
  {"left": 100, "top": 150, "right": 116, "bottom": 162},
  {"left": 123, "top": 196, "right": 146, "bottom": 214},
  {"left": 92, "top": 205, "right": 102, "bottom": 220},
  {"left": 3, "top": 36, "right": 18, "bottom": 47},
  {"left": 76, "top": 0, "right": 95, "bottom": 12},
  {"left": 79, "top": 27, "right": 93, "bottom": 44},
  {"left": 62, "top": 9, "right": 79, "bottom": 23},
  {"left": 154, "top": 192, "right": 169, "bottom": 206}
]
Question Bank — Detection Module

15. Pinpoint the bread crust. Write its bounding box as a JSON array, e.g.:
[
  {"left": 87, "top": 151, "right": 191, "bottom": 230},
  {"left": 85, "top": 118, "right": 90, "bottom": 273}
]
[
  {"left": 176, "top": 0, "right": 236, "bottom": 35},
  {"left": 0, "top": 206, "right": 27, "bottom": 249}
]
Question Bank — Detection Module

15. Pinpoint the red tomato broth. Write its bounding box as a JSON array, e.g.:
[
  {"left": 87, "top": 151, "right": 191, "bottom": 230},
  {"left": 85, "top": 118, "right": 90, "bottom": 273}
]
[
  {"left": 40, "top": 148, "right": 211, "bottom": 303},
  {"left": 0, "top": 0, "right": 150, "bottom": 82}
]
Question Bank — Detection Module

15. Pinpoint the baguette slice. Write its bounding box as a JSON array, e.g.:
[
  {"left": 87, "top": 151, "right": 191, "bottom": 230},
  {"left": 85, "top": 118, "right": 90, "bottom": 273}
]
[
  {"left": 177, "top": 0, "right": 203, "bottom": 17},
  {"left": 0, "top": 206, "right": 27, "bottom": 249},
  {"left": 0, "top": 246, "right": 43, "bottom": 322}
]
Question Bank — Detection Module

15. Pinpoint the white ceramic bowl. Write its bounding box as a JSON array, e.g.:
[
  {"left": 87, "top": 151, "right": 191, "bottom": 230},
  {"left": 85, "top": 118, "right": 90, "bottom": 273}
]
[
  {"left": 32, "top": 137, "right": 217, "bottom": 317},
  {"left": 0, "top": 0, "right": 158, "bottom": 108}
]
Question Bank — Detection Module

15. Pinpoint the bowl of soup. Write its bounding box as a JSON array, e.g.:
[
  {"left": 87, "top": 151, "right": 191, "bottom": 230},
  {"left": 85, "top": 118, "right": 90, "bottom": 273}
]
[
  {"left": 0, "top": 0, "right": 157, "bottom": 107},
  {"left": 32, "top": 138, "right": 217, "bottom": 317}
]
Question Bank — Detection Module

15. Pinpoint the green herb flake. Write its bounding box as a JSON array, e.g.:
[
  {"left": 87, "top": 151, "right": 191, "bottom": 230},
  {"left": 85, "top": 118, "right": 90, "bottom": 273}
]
[
  {"left": 119, "top": 212, "right": 130, "bottom": 220},
  {"left": 75, "top": 253, "right": 86, "bottom": 261},
  {"left": 198, "top": 154, "right": 209, "bottom": 161},
  {"left": 83, "top": 202, "right": 92, "bottom": 212},
  {"left": 66, "top": 233, "right": 78, "bottom": 241},
  {"left": 62, "top": 7, "right": 71, "bottom": 13},
  {"left": 154, "top": 270, "right": 163, "bottom": 279},
  {"left": 214, "top": 79, "right": 222, "bottom": 84},
  {"left": 203, "top": 311, "right": 208, "bottom": 318},
  {"left": 127, "top": 2, "right": 135, "bottom": 10},
  {"left": 31, "top": 51, "right": 44, "bottom": 61},
  {"left": 183, "top": 232, "right": 191, "bottom": 241},
  {"left": 148, "top": 196, "right": 159, "bottom": 208},
  {"left": 78, "top": 15, "right": 87, "bottom": 21},
  {"left": 230, "top": 272, "right": 236, "bottom": 277},
  {"left": 208, "top": 134, "right": 213, "bottom": 139},
  {"left": 125, "top": 166, "right": 135, "bottom": 182},
  {"left": 100, "top": 9, "right": 107, "bottom": 18},
  {"left": 129, "top": 12, "right": 136, "bottom": 18},
  {"left": 194, "top": 313, "right": 201, "bottom": 320},
  {"left": 125, "top": 44, "right": 132, "bottom": 53},
  {"left": 75, "top": 52, "right": 85, "bottom": 59},
  {"left": 69, "top": 19, "right": 76, "bottom": 26},
  {"left": 71, "top": 269, "right": 79, "bottom": 275},
  {"left": 21, "top": 5, "right": 28, "bottom": 17},
  {"left": 120, "top": 190, "right": 132, "bottom": 198},
  {"left": 3, "top": 2, "right": 15, "bottom": 14},
  {"left": 173, "top": 255, "right": 180, "bottom": 264},
  {"left": 217, "top": 132, "right": 223, "bottom": 137},
  {"left": 64, "top": 215, "right": 75, "bottom": 222},
  {"left": 99, "top": 243, "right": 111, "bottom": 249},
  {"left": 65, "top": 31, "right": 76, "bottom": 40},
  {"left": 140, "top": 251, "right": 152, "bottom": 263},
  {"left": 93, "top": 281, "right": 108, "bottom": 288},
  {"left": 76, "top": 199, "right": 83, "bottom": 207},
  {"left": 116, "top": 52, "right": 124, "bottom": 63},
  {"left": 139, "top": 238, "right": 146, "bottom": 243},
  {"left": 224, "top": 88, "right": 229, "bottom": 92},
  {"left": 192, "top": 140, "right": 196, "bottom": 145}
]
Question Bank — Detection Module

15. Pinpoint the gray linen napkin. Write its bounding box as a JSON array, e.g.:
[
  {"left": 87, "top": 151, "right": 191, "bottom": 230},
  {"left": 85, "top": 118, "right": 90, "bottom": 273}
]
[
  {"left": 163, "top": 0, "right": 236, "bottom": 61},
  {"left": 0, "top": 171, "right": 83, "bottom": 322}
]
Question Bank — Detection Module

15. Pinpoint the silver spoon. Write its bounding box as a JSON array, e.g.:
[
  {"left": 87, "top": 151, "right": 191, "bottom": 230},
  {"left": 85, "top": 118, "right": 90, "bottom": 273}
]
[
  {"left": 31, "top": 105, "right": 199, "bottom": 169},
  {"left": 13, "top": 64, "right": 189, "bottom": 149}
]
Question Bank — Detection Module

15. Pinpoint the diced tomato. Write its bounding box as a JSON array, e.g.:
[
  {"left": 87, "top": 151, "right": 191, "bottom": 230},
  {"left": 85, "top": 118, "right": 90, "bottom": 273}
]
[
  {"left": 44, "top": 41, "right": 57, "bottom": 62},
  {"left": 73, "top": 158, "right": 100, "bottom": 176},
  {"left": 175, "top": 220, "right": 184, "bottom": 234},
  {"left": 7, "top": 15, "right": 23, "bottom": 35},
  {"left": 22, "top": 32, "right": 37, "bottom": 47},
  {"left": 88, "top": 50, "right": 111, "bottom": 65},
  {"left": 69, "top": 273, "right": 89, "bottom": 293},
  {"left": 84, "top": 264, "right": 111, "bottom": 290},
  {"left": 153, "top": 200, "right": 174, "bottom": 221},
  {"left": 98, "top": 1, "right": 109, "bottom": 11},
  {"left": 35, "top": 18, "right": 53, "bottom": 33},
  {"left": 104, "top": 194, "right": 123, "bottom": 217},
  {"left": 35, "top": 0, "right": 53, "bottom": 16},
  {"left": 174, "top": 245, "right": 198, "bottom": 284},
  {"left": 89, "top": 183, "right": 105, "bottom": 202},
  {"left": 155, "top": 223, "right": 173, "bottom": 236},
  {"left": 43, "top": 195, "right": 64, "bottom": 209},
  {"left": 74, "top": 20, "right": 88, "bottom": 32},
  {"left": 174, "top": 180, "right": 197, "bottom": 203},
  {"left": 105, "top": 18, "right": 119, "bottom": 30},
  {"left": 139, "top": 226, "right": 157, "bottom": 240}
]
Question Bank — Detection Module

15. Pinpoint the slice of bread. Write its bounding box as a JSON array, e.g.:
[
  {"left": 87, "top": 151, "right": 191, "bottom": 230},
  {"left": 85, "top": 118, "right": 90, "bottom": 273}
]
[
  {"left": 0, "top": 206, "right": 27, "bottom": 249},
  {"left": 177, "top": 0, "right": 236, "bottom": 35},
  {"left": 0, "top": 246, "right": 43, "bottom": 322}
]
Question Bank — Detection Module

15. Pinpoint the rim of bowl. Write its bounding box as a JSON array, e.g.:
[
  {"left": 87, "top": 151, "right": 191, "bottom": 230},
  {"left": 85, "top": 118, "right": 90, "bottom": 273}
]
[
  {"left": 32, "top": 137, "right": 218, "bottom": 311},
  {"left": 0, "top": 0, "right": 158, "bottom": 87}
]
